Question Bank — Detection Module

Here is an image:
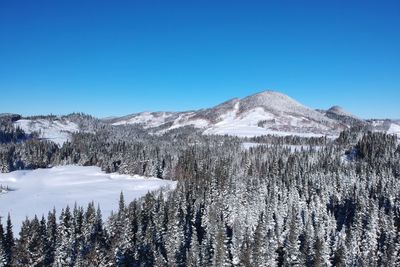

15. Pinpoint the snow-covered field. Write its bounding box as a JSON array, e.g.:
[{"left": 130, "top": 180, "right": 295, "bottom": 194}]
[
  {"left": 388, "top": 123, "right": 400, "bottom": 136},
  {"left": 0, "top": 166, "right": 176, "bottom": 231}
]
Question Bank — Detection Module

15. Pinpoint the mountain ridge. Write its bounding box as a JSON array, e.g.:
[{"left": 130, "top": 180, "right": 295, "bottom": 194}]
[
  {"left": 108, "top": 90, "right": 353, "bottom": 137},
  {"left": 5, "top": 90, "right": 400, "bottom": 139}
]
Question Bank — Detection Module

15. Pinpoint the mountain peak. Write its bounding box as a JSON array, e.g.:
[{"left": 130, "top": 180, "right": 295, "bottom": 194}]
[
  {"left": 240, "top": 90, "right": 306, "bottom": 114},
  {"left": 327, "top": 105, "right": 356, "bottom": 118},
  {"left": 109, "top": 89, "right": 350, "bottom": 137},
  {"left": 250, "top": 90, "right": 294, "bottom": 100},
  {"left": 328, "top": 105, "right": 344, "bottom": 112}
]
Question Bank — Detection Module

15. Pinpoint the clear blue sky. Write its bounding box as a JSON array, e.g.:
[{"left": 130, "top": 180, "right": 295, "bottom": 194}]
[{"left": 0, "top": 0, "right": 399, "bottom": 119}]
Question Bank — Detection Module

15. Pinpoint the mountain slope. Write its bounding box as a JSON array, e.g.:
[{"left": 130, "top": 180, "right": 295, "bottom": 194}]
[
  {"left": 12, "top": 114, "right": 98, "bottom": 146},
  {"left": 14, "top": 117, "right": 79, "bottom": 145},
  {"left": 109, "top": 90, "right": 351, "bottom": 137}
]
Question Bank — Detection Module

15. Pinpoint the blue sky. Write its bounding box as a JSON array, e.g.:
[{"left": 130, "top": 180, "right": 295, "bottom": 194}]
[{"left": 0, "top": 0, "right": 399, "bottom": 118}]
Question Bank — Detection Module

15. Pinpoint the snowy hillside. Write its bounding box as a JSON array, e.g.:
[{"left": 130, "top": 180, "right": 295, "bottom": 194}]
[
  {"left": 112, "top": 111, "right": 179, "bottom": 128},
  {"left": 14, "top": 118, "right": 80, "bottom": 145},
  {"left": 110, "top": 90, "right": 348, "bottom": 137},
  {"left": 387, "top": 122, "right": 400, "bottom": 136},
  {"left": 0, "top": 165, "right": 176, "bottom": 231},
  {"left": 13, "top": 91, "right": 395, "bottom": 139},
  {"left": 369, "top": 120, "right": 400, "bottom": 137},
  {"left": 326, "top": 106, "right": 357, "bottom": 118}
]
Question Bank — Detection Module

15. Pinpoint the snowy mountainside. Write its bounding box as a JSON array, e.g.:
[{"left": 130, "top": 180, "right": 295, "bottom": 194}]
[
  {"left": 326, "top": 106, "right": 357, "bottom": 118},
  {"left": 318, "top": 105, "right": 365, "bottom": 127},
  {"left": 109, "top": 90, "right": 350, "bottom": 137},
  {"left": 14, "top": 117, "right": 80, "bottom": 145},
  {"left": 8, "top": 91, "right": 398, "bottom": 140},
  {"left": 369, "top": 119, "right": 400, "bottom": 137},
  {"left": 388, "top": 123, "right": 400, "bottom": 136},
  {"left": 111, "top": 111, "right": 180, "bottom": 128},
  {"left": 11, "top": 113, "right": 100, "bottom": 146}
]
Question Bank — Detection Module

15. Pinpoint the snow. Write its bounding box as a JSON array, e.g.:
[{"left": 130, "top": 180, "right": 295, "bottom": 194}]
[
  {"left": 113, "top": 112, "right": 175, "bottom": 128},
  {"left": 0, "top": 165, "right": 177, "bottom": 231},
  {"left": 168, "top": 113, "right": 210, "bottom": 130},
  {"left": 202, "top": 105, "right": 338, "bottom": 138},
  {"left": 241, "top": 142, "right": 265, "bottom": 149},
  {"left": 240, "top": 91, "right": 308, "bottom": 114},
  {"left": 111, "top": 111, "right": 211, "bottom": 130},
  {"left": 387, "top": 123, "right": 400, "bottom": 136},
  {"left": 14, "top": 119, "right": 79, "bottom": 146},
  {"left": 241, "top": 142, "right": 322, "bottom": 152},
  {"left": 240, "top": 91, "right": 335, "bottom": 124},
  {"left": 204, "top": 125, "right": 269, "bottom": 137},
  {"left": 369, "top": 120, "right": 400, "bottom": 137},
  {"left": 110, "top": 91, "right": 345, "bottom": 138},
  {"left": 202, "top": 104, "right": 333, "bottom": 138},
  {"left": 327, "top": 106, "right": 357, "bottom": 118},
  {"left": 204, "top": 125, "right": 333, "bottom": 138}
]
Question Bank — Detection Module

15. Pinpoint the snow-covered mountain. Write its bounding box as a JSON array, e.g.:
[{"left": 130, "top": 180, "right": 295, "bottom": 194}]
[
  {"left": 318, "top": 105, "right": 366, "bottom": 128},
  {"left": 9, "top": 114, "right": 99, "bottom": 146},
  {"left": 7, "top": 91, "right": 399, "bottom": 140},
  {"left": 108, "top": 90, "right": 353, "bottom": 137},
  {"left": 14, "top": 117, "right": 79, "bottom": 146},
  {"left": 326, "top": 106, "right": 356, "bottom": 118},
  {"left": 369, "top": 119, "right": 400, "bottom": 136}
]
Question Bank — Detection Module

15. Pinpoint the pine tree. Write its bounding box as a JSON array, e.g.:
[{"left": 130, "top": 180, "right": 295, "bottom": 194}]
[
  {"left": 283, "top": 205, "right": 303, "bottom": 266},
  {"left": 212, "top": 219, "right": 232, "bottom": 267},
  {"left": 187, "top": 227, "right": 201, "bottom": 267},
  {"left": 3, "top": 214, "right": 13, "bottom": 267},
  {"left": 14, "top": 218, "right": 30, "bottom": 266},
  {"left": 332, "top": 226, "right": 347, "bottom": 267},
  {"left": 360, "top": 200, "right": 378, "bottom": 266},
  {"left": 0, "top": 244, "right": 5, "bottom": 267},
  {"left": 46, "top": 208, "right": 58, "bottom": 265},
  {"left": 301, "top": 213, "right": 315, "bottom": 267},
  {"left": 0, "top": 219, "right": 6, "bottom": 267},
  {"left": 88, "top": 206, "right": 108, "bottom": 266},
  {"left": 53, "top": 206, "right": 75, "bottom": 266}
]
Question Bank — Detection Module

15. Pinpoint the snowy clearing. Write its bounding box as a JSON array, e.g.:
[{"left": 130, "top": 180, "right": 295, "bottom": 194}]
[
  {"left": 388, "top": 123, "right": 400, "bottom": 137},
  {"left": 0, "top": 165, "right": 176, "bottom": 231},
  {"left": 14, "top": 118, "right": 80, "bottom": 145}
]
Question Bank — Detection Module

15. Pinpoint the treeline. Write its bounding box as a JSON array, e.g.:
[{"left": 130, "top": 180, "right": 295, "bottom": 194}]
[{"left": 0, "top": 122, "right": 26, "bottom": 145}]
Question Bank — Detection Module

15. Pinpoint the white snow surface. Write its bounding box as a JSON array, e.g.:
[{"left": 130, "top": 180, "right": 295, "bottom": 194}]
[
  {"left": 388, "top": 123, "right": 400, "bottom": 136},
  {"left": 14, "top": 118, "right": 79, "bottom": 145},
  {"left": 0, "top": 165, "right": 176, "bottom": 231},
  {"left": 369, "top": 120, "right": 400, "bottom": 137},
  {"left": 113, "top": 112, "right": 176, "bottom": 128},
  {"left": 168, "top": 112, "right": 210, "bottom": 130},
  {"left": 203, "top": 103, "right": 336, "bottom": 137}
]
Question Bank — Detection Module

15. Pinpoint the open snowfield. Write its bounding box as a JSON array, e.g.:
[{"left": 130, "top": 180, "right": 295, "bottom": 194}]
[
  {"left": 0, "top": 166, "right": 176, "bottom": 231},
  {"left": 388, "top": 123, "right": 400, "bottom": 137}
]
